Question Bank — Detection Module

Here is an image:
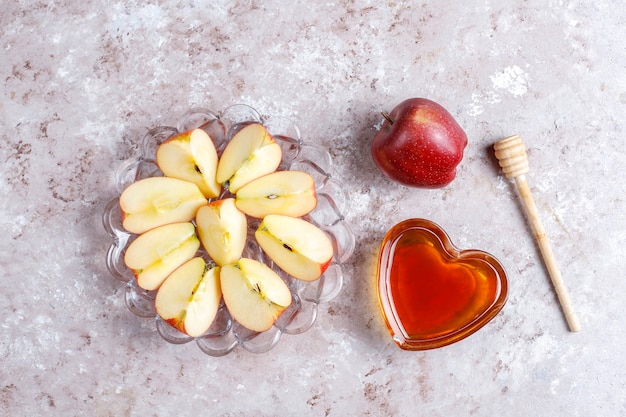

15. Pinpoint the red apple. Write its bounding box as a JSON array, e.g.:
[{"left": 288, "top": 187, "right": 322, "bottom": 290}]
[{"left": 371, "top": 98, "right": 468, "bottom": 188}]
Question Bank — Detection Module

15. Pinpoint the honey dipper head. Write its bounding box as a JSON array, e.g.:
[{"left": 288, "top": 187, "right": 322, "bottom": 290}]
[{"left": 494, "top": 135, "right": 529, "bottom": 178}]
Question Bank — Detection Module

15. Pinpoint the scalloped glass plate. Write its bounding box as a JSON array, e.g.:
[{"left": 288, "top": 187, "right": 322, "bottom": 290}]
[{"left": 102, "top": 105, "right": 355, "bottom": 356}]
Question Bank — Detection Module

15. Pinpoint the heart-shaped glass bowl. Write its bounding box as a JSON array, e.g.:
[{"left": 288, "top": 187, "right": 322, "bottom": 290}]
[
  {"left": 102, "top": 105, "right": 355, "bottom": 356},
  {"left": 377, "top": 218, "right": 507, "bottom": 350}
]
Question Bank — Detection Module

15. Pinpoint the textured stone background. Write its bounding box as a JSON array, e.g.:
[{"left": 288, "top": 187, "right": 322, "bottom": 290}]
[{"left": 1, "top": 0, "right": 624, "bottom": 415}]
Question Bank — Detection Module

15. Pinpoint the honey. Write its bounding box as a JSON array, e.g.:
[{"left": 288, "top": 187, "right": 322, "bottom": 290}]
[{"left": 377, "top": 219, "right": 507, "bottom": 350}]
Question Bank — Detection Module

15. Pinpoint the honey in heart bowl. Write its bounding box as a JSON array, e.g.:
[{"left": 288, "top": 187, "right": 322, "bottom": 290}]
[{"left": 377, "top": 218, "right": 508, "bottom": 350}]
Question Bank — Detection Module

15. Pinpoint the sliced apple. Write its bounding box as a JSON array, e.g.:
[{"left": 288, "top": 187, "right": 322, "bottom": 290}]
[
  {"left": 124, "top": 222, "right": 200, "bottom": 290},
  {"left": 216, "top": 123, "right": 282, "bottom": 193},
  {"left": 220, "top": 258, "right": 292, "bottom": 332},
  {"left": 235, "top": 170, "right": 317, "bottom": 218},
  {"left": 255, "top": 215, "right": 333, "bottom": 282},
  {"left": 120, "top": 176, "right": 206, "bottom": 235},
  {"left": 196, "top": 198, "right": 247, "bottom": 266},
  {"left": 156, "top": 129, "right": 222, "bottom": 198},
  {"left": 155, "top": 257, "right": 222, "bottom": 337}
]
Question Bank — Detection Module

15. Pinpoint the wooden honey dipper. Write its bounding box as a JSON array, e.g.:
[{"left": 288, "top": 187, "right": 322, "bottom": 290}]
[{"left": 494, "top": 135, "right": 580, "bottom": 332}]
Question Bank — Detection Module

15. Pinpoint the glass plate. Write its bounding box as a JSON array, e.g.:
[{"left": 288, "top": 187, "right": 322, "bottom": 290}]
[{"left": 102, "top": 105, "right": 355, "bottom": 356}]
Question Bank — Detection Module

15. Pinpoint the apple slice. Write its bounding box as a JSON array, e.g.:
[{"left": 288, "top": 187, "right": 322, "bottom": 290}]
[
  {"left": 255, "top": 215, "right": 333, "bottom": 282},
  {"left": 235, "top": 170, "right": 317, "bottom": 218},
  {"left": 216, "top": 123, "right": 282, "bottom": 193},
  {"left": 155, "top": 257, "right": 222, "bottom": 337},
  {"left": 124, "top": 222, "right": 200, "bottom": 290},
  {"left": 196, "top": 198, "right": 247, "bottom": 266},
  {"left": 156, "top": 129, "right": 222, "bottom": 198},
  {"left": 120, "top": 176, "right": 207, "bottom": 235},
  {"left": 220, "top": 258, "right": 292, "bottom": 332}
]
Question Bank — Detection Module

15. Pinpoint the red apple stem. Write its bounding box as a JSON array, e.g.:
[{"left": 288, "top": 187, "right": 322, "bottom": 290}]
[
  {"left": 381, "top": 111, "right": 394, "bottom": 125},
  {"left": 494, "top": 135, "right": 581, "bottom": 333}
]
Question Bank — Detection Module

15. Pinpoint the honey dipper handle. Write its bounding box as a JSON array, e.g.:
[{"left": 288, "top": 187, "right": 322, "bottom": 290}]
[
  {"left": 494, "top": 135, "right": 580, "bottom": 332},
  {"left": 514, "top": 176, "right": 581, "bottom": 332}
]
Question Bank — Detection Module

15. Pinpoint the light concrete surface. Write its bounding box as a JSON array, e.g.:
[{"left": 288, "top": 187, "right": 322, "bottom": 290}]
[{"left": 1, "top": 1, "right": 624, "bottom": 415}]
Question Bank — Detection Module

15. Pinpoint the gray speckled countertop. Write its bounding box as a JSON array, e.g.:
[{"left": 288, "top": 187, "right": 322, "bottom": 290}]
[{"left": 1, "top": 1, "right": 625, "bottom": 416}]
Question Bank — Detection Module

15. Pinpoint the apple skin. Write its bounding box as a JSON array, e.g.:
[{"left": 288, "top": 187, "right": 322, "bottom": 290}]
[{"left": 371, "top": 98, "right": 468, "bottom": 188}]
